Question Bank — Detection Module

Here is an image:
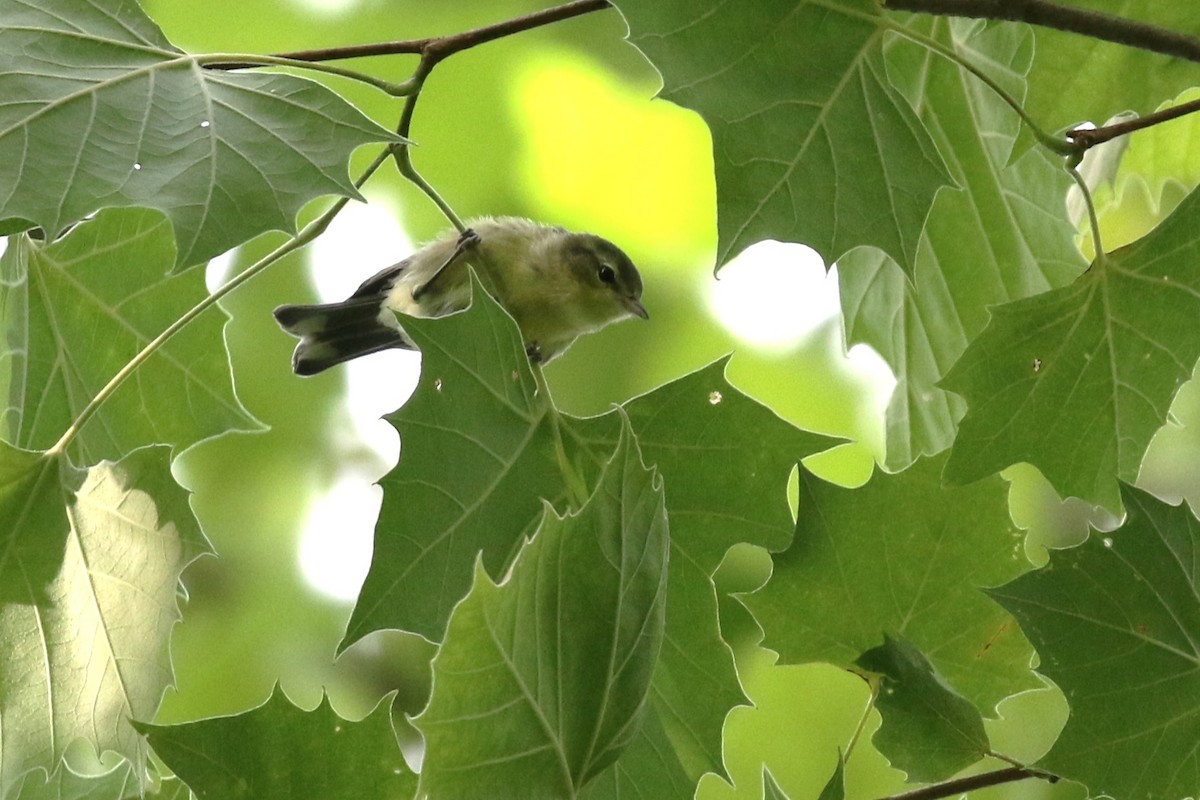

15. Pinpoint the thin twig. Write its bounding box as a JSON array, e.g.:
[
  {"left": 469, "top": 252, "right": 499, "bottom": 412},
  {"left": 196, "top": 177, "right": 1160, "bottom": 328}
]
[
  {"left": 1070, "top": 96, "right": 1200, "bottom": 150},
  {"left": 882, "top": 0, "right": 1200, "bottom": 64},
  {"left": 376, "top": 0, "right": 613, "bottom": 232},
  {"left": 206, "top": 0, "right": 612, "bottom": 69},
  {"left": 871, "top": 767, "right": 1057, "bottom": 800}
]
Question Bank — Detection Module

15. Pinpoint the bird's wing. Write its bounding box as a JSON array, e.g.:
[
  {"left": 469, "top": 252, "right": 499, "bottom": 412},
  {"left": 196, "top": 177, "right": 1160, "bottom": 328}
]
[{"left": 350, "top": 254, "right": 413, "bottom": 299}]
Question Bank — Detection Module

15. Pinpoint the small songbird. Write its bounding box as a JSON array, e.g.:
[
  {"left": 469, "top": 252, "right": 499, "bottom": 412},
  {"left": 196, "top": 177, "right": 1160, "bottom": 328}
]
[{"left": 274, "top": 217, "right": 648, "bottom": 375}]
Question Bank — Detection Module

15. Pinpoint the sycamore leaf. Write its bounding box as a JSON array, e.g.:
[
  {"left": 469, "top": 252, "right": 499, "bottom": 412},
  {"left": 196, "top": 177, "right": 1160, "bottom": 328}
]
[
  {"left": 577, "top": 711, "right": 693, "bottom": 800},
  {"left": 0, "top": 0, "right": 396, "bottom": 268},
  {"left": 839, "top": 19, "right": 1085, "bottom": 470},
  {"left": 345, "top": 281, "right": 836, "bottom": 795},
  {"left": 415, "top": 420, "right": 669, "bottom": 799},
  {"left": 814, "top": 758, "right": 844, "bottom": 800},
  {"left": 1, "top": 209, "right": 258, "bottom": 465},
  {"left": 137, "top": 691, "right": 413, "bottom": 800},
  {"left": 0, "top": 443, "right": 209, "bottom": 797},
  {"left": 342, "top": 273, "right": 560, "bottom": 647},
  {"left": 571, "top": 361, "right": 838, "bottom": 786},
  {"left": 9, "top": 762, "right": 182, "bottom": 800},
  {"left": 989, "top": 484, "right": 1200, "bottom": 800},
  {"left": 856, "top": 634, "right": 989, "bottom": 782},
  {"left": 943, "top": 182, "right": 1200, "bottom": 510},
  {"left": 745, "top": 455, "right": 1037, "bottom": 715},
  {"left": 615, "top": 0, "right": 952, "bottom": 272}
]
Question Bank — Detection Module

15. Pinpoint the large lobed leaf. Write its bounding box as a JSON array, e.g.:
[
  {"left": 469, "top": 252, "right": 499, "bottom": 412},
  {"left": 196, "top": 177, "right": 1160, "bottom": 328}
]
[
  {"left": 944, "top": 181, "right": 1200, "bottom": 510},
  {"left": 839, "top": 19, "right": 1084, "bottom": 470},
  {"left": 0, "top": 443, "right": 209, "bottom": 797},
  {"left": 346, "top": 283, "right": 836, "bottom": 797},
  {"left": 1, "top": 209, "right": 258, "bottom": 466},
  {"left": 138, "top": 690, "right": 414, "bottom": 799},
  {"left": 0, "top": 0, "right": 395, "bottom": 268},
  {"left": 614, "top": 0, "right": 952, "bottom": 272},
  {"left": 989, "top": 484, "right": 1200, "bottom": 800},
  {"left": 746, "top": 455, "right": 1037, "bottom": 715},
  {"left": 416, "top": 421, "right": 668, "bottom": 798}
]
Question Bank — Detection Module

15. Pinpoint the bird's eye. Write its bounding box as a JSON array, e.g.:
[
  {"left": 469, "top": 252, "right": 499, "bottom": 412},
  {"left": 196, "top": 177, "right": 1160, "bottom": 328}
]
[{"left": 598, "top": 264, "right": 617, "bottom": 285}]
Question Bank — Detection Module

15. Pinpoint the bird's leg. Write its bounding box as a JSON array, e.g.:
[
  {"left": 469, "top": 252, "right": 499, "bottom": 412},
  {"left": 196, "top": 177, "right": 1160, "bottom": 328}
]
[{"left": 411, "top": 228, "right": 480, "bottom": 301}]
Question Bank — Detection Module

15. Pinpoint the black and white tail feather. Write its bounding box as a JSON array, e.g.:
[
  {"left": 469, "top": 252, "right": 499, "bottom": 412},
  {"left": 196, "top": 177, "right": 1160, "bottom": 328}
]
[{"left": 273, "top": 261, "right": 413, "bottom": 376}]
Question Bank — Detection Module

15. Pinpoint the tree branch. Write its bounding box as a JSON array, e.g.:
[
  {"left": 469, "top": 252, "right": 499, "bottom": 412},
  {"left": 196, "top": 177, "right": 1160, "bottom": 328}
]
[
  {"left": 882, "top": 0, "right": 1200, "bottom": 64},
  {"left": 872, "top": 767, "right": 1058, "bottom": 800},
  {"left": 208, "top": 0, "right": 612, "bottom": 69},
  {"left": 1070, "top": 96, "right": 1200, "bottom": 149}
]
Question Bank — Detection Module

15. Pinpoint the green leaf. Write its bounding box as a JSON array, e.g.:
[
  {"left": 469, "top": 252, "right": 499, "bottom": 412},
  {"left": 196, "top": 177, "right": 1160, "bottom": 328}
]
[
  {"left": 1023, "top": 4, "right": 1200, "bottom": 142},
  {"left": 989, "top": 484, "right": 1200, "bottom": 800},
  {"left": 839, "top": 19, "right": 1085, "bottom": 469},
  {"left": 350, "top": 280, "right": 835, "bottom": 793},
  {"left": 342, "top": 274, "right": 562, "bottom": 646},
  {"left": 1, "top": 209, "right": 258, "bottom": 464},
  {"left": 10, "top": 761, "right": 183, "bottom": 800},
  {"left": 745, "top": 455, "right": 1037, "bottom": 714},
  {"left": 0, "top": 443, "right": 209, "bottom": 797},
  {"left": 137, "top": 691, "right": 413, "bottom": 800},
  {"left": 943, "top": 182, "right": 1200, "bottom": 510},
  {"left": 814, "top": 758, "right": 844, "bottom": 800},
  {"left": 415, "top": 420, "right": 669, "bottom": 799},
  {"left": 765, "top": 765, "right": 797, "bottom": 800},
  {"left": 576, "top": 711, "right": 693, "bottom": 800},
  {"left": 616, "top": 0, "right": 952, "bottom": 271},
  {"left": 856, "top": 634, "right": 989, "bottom": 782},
  {"left": 0, "top": 0, "right": 395, "bottom": 268}
]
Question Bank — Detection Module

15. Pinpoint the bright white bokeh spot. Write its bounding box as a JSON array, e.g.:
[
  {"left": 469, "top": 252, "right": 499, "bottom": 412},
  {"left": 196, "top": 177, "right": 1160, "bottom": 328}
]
[
  {"left": 707, "top": 240, "right": 835, "bottom": 350},
  {"left": 298, "top": 475, "right": 379, "bottom": 601},
  {"left": 295, "top": 194, "right": 422, "bottom": 599}
]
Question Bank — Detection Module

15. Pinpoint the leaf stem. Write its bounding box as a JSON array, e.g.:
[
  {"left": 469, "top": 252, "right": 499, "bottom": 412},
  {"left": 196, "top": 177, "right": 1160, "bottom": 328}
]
[
  {"left": 533, "top": 365, "right": 589, "bottom": 510},
  {"left": 46, "top": 144, "right": 400, "bottom": 460},
  {"left": 1066, "top": 165, "right": 1106, "bottom": 266},
  {"left": 197, "top": 53, "right": 415, "bottom": 96},
  {"left": 844, "top": 676, "right": 879, "bottom": 760},
  {"left": 871, "top": 766, "right": 1058, "bottom": 800},
  {"left": 882, "top": 0, "right": 1200, "bottom": 64},
  {"left": 880, "top": 20, "right": 1073, "bottom": 156}
]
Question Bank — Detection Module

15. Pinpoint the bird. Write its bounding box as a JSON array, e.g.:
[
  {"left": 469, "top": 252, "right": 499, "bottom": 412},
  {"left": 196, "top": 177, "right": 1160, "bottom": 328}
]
[{"left": 273, "top": 217, "right": 648, "bottom": 376}]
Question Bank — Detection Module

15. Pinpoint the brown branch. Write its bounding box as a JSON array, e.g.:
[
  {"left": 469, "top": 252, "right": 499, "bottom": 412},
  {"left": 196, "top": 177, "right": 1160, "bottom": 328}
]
[
  {"left": 882, "top": 0, "right": 1200, "bottom": 64},
  {"left": 872, "top": 767, "right": 1058, "bottom": 800},
  {"left": 207, "top": 0, "right": 611, "bottom": 69},
  {"left": 1070, "top": 96, "right": 1200, "bottom": 149}
]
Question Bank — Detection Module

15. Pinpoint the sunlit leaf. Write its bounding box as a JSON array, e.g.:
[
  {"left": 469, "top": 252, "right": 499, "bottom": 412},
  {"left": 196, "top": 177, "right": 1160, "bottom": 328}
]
[
  {"left": 944, "top": 182, "right": 1200, "bottom": 510},
  {"left": 138, "top": 691, "right": 413, "bottom": 800},
  {"left": 989, "top": 484, "right": 1200, "bottom": 800},
  {"left": 839, "top": 19, "right": 1084, "bottom": 469},
  {"left": 1, "top": 209, "right": 258, "bottom": 465},
  {"left": 416, "top": 420, "right": 668, "bottom": 799},
  {"left": 0, "top": 0, "right": 395, "bottom": 267},
  {"left": 746, "top": 455, "right": 1037, "bottom": 714},
  {"left": 615, "top": 0, "right": 952, "bottom": 272},
  {"left": 856, "top": 634, "right": 989, "bottom": 782},
  {"left": 0, "top": 443, "right": 208, "bottom": 796}
]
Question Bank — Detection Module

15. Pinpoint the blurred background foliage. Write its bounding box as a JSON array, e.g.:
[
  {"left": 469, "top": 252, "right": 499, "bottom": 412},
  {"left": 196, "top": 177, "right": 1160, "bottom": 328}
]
[{"left": 129, "top": 2, "right": 1200, "bottom": 798}]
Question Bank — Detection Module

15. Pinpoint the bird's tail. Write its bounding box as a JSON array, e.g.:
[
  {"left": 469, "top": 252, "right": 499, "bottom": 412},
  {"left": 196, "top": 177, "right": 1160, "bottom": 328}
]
[{"left": 273, "top": 298, "right": 411, "bottom": 376}]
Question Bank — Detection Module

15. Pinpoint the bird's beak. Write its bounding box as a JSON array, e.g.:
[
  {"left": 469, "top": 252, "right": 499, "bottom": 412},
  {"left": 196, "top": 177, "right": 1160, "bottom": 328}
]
[{"left": 625, "top": 296, "right": 649, "bottom": 320}]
